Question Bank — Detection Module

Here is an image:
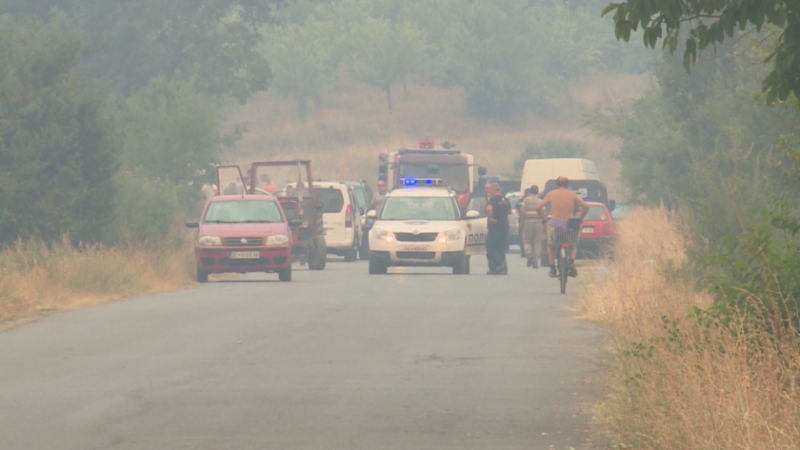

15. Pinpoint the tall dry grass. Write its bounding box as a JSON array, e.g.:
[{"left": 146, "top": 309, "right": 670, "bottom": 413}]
[
  {"left": 0, "top": 236, "right": 196, "bottom": 329},
  {"left": 222, "top": 74, "right": 652, "bottom": 200},
  {"left": 578, "top": 207, "right": 800, "bottom": 450}
]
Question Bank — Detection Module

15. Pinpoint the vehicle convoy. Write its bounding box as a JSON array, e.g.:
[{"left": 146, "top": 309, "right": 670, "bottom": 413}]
[
  {"left": 378, "top": 139, "right": 485, "bottom": 212},
  {"left": 186, "top": 194, "right": 301, "bottom": 283},
  {"left": 215, "top": 161, "right": 328, "bottom": 270},
  {"left": 367, "top": 178, "right": 488, "bottom": 275}
]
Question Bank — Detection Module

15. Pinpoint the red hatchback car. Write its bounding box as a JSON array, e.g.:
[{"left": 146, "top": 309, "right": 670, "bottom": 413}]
[
  {"left": 576, "top": 201, "right": 618, "bottom": 259},
  {"left": 186, "top": 195, "right": 301, "bottom": 282}
]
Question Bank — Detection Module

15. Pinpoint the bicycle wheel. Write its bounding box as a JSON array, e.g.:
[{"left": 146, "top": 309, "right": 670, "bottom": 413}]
[{"left": 559, "top": 246, "right": 568, "bottom": 294}]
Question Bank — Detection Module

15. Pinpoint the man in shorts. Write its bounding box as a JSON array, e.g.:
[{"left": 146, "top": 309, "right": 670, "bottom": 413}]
[{"left": 536, "top": 177, "right": 589, "bottom": 278}]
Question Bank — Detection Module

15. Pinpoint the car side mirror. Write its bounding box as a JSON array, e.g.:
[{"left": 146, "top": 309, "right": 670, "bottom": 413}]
[
  {"left": 608, "top": 199, "right": 616, "bottom": 212},
  {"left": 465, "top": 210, "right": 480, "bottom": 219},
  {"left": 289, "top": 219, "right": 302, "bottom": 227},
  {"left": 185, "top": 222, "right": 199, "bottom": 229},
  {"left": 366, "top": 210, "right": 377, "bottom": 219}
]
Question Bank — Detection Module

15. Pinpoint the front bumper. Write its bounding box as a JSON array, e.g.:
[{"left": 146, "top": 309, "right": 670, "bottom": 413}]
[
  {"left": 195, "top": 246, "right": 292, "bottom": 273},
  {"left": 369, "top": 249, "right": 464, "bottom": 267}
]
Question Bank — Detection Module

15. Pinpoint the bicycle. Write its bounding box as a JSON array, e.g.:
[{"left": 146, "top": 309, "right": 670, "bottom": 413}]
[{"left": 549, "top": 218, "right": 582, "bottom": 294}]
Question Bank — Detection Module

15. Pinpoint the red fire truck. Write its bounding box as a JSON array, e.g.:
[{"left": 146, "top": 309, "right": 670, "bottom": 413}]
[{"left": 378, "top": 139, "right": 485, "bottom": 211}]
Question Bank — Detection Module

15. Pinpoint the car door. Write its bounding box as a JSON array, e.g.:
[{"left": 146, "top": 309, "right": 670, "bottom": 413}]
[
  {"left": 319, "top": 186, "right": 347, "bottom": 244},
  {"left": 216, "top": 165, "right": 245, "bottom": 196},
  {"left": 463, "top": 196, "right": 488, "bottom": 255}
]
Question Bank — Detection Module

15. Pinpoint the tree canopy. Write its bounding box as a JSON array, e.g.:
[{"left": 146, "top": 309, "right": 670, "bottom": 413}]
[{"left": 602, "top": 0, "right": 800, "bottom": 103}]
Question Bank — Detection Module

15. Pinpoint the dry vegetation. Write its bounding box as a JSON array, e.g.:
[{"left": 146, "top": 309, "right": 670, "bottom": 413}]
[
  {"left": 223, "top": 73, "right": 651, "bottom": 199},
  {"left": 0, "top": 235, "right": 197, "bottom": 330},
  {"left": 577, "top": 208, "right": 800, "bottom": 450}
]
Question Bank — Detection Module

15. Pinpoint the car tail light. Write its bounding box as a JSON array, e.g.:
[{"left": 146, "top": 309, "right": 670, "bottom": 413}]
[
  {"left": 346, "top": 205, "right": 352, "bottom": 228},
  {"left": 456, "top": 193, "right": 470, "bottom": 210}
]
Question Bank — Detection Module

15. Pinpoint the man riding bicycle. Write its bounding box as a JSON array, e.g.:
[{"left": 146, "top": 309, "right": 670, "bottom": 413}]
[{"left": 536, "top": 176, "right": 589, "bottom": 278}]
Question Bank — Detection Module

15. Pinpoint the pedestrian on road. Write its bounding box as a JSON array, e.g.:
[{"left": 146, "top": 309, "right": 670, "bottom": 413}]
[
  {"left": 485, "top": 183, "right": 511, "bottom": 275},
  {"left": 519, "top": 185, "right": 544, "bottom": 268},
  {"left": 517, "top": 189, "right": 531, "bottom": 259},
  {"left": 371, "top": 180, "right": 388, "bottom": 209}
]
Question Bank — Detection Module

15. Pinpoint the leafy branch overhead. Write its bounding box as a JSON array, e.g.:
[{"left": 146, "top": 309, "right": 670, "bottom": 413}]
[{"left": 602, "top": 0, "right": 797, "bottom": 103}]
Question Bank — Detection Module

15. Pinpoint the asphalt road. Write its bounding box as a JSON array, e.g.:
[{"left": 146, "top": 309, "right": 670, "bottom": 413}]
[{"left": 0, "top": 253, "right": 608, "bottom": 450}]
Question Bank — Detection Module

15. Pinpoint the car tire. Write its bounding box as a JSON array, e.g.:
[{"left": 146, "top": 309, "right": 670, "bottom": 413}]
[
  {"left": 452, "top": 252, "right": 469, "bottom": 275},
  {"left": 344, "top": 239, "right": 358, "bottom": 262},
  {"left": 369, "top": 255, "right": 388, "bottom": 275},
  {"left": 309, "top": 236, "right": 327, "bottom": 270},
  {"left": 197, "top": 266, "right": 209, "bottom": 283},
  {"left": 278, "top": 265, "right": 292, "bottom": 282}
]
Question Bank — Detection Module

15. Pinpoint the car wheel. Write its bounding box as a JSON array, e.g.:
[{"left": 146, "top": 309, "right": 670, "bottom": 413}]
[
  {"left": 344, "top": 239, "right": 358, "bottom": 262},
  {"left": 369, "top": 255, "right": 388, "bottom": 275},
  {"left": 452, "top": 252, "right": 468, "bottom": 275},
  {"left": 278, "top": 265, "right": 292, "bottom": 282},
  {"left": 309, "top": 236, "right": 327, "bottom": 270},
  {"left": 196, "top": 266, "right": 209, "bottom": 283}
]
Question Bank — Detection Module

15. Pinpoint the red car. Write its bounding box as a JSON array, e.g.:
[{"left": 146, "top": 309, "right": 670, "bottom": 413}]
[
  {"left": 576, "top": 201, "right": 618, "bottom": 259},
  {"left": 186, "top": 195, "right": 302, "bottom": 282}
]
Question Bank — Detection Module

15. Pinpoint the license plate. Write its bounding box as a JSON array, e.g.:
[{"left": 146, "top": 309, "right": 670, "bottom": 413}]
[
  {"left": 403, "top": 246, "right": 428, "bottom": 252},
  {"left": 581, "top": 227, "right": 594, "bottom": 234},
  {"left": 229, "top": 251, "right": 260, "bottom": 259}
]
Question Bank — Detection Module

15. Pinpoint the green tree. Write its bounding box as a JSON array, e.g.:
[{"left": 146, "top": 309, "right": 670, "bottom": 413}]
[
  {"left": 121, "top": 75, "right": 219, "bottom": 190},
  {"left": 0, "top": 0, "right": 286, "bottom": 102},
  {"left": 265, "top": 19, "right": 337, "bottom": 120},
  {"left": 0, "top": 19, "right": 120, "bottom": 246},
  {"left": 347, "top": 16, "right": 430, "bottom": 112},
  {"left": 602, "top": 0, "right": 800, "bottom": 103}
]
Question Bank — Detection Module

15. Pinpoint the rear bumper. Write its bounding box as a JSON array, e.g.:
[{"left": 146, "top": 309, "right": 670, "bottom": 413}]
[{"left": 195, "top": 247, "right": 292, "bottom": 273}]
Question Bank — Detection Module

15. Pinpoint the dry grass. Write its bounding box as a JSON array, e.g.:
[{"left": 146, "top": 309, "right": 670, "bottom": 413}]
[
  {"left": 577, "top": 208, "right": 800, "bottom": 450},
  {"left": 222, "top": 73, "right": 652, "bottom": 200},
  {"left": 0, "top": 235, "right": 197, "bottom": 330}
]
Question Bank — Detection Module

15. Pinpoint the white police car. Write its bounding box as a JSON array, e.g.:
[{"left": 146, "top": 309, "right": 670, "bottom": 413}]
[{"left": 366, "top": 178, "right": 487, "bottom": 274}]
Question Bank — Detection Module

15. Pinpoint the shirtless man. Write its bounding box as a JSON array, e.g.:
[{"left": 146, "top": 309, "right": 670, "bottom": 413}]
[{"left": 536, "top": 176, "right": 589, "bottom": 278}]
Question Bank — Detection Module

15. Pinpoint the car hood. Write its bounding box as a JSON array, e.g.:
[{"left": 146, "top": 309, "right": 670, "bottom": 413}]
[
  {"left": 372, "top": 220, "right": 461, "bottom": 233},
  {"left": 198, "top": 222, "right": 289, "bottom": 237}
]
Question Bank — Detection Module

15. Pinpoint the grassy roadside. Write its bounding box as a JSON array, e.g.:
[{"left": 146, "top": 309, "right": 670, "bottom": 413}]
[
  {"left": 0, "top": 234, "right": 198, "bottom": 331},
  {"left": 576, "top": 208, "right": 800, "bottom": 449}
]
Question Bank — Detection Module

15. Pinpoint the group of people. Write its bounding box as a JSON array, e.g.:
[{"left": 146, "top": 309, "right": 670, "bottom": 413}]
[{"left": 484, "top": 177, "right": 589, "bottom": 278}]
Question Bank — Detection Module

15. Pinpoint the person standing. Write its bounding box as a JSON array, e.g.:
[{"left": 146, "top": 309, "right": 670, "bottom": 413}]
[
  {"left": 371, "top": 180, "right": 388, "bottom": 209},
  {"left": 516, "top": 189, "right": 531, "bottom": 259},
  {"left": 485, "top": 183, "right": 511, "bottom": 275},
  {"left": 519, "top": 185, "right": 544, "bottom": 268}
]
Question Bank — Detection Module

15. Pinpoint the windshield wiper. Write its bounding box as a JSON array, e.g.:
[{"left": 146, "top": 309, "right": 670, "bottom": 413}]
[
  {"left": 240, "top": 220, "right": 278, "bottom": 224},
  {"left": 204, "top": 220, "right": 236, "bottom": 224}
]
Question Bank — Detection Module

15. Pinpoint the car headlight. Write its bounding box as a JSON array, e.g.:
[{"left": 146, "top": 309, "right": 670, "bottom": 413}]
[
  {"left": 266, "top": 235, "right": 289, "bottom": 246},
  {"left": 445, "top": 228, "right": 462, "bottom": 241},
  {"left": 372, "top": 228, "right": 394, "bottom": 243},
  {"left": 199, "top": 236, "right": 222, "bottom": 246}
]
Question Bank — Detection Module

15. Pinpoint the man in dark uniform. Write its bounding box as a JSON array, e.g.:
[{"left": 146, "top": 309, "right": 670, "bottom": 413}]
[{"left": 485, "top": 183, "right": 511, "bottom": 275}]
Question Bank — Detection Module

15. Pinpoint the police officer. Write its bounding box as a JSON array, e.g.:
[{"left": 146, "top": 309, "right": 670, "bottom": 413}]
[{"left": 485, "top": 183, "right": 511, "bottom": 275}]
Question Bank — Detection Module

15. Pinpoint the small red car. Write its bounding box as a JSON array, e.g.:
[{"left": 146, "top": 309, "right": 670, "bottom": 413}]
[
  {"left": 576, "top": 201, "right": 618, "bottom": 259},
  {"left": 186, "top": 195, "right": 302, "bottom": 282}
]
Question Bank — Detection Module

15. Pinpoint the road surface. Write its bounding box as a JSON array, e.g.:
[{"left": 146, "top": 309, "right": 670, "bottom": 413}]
[{"left": 0, "top": 255, "right": 608, "bottom": 450}]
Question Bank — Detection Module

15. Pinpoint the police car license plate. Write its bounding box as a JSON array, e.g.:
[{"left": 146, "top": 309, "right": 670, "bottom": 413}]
[
  {"left": 581, "top": 227, "right": 594, "bottom": 234},
  {"left": 403, "top": 246, "right": 428, "bottom": 252},
  {"left": 229, "top": 251, "right": 260, "bottom": 259}
]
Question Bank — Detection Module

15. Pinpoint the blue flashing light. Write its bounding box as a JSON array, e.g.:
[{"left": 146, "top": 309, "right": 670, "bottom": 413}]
[{"left": 400, "top": 178, "right": 442, "bottom": 187}]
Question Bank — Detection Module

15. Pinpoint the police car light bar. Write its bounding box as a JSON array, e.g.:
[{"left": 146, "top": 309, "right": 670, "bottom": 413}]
[{"left": 401, "top": 178, "right": 443, "bottom": 187}]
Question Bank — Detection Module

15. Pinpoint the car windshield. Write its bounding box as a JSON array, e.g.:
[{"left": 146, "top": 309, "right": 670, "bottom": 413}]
[
  {"left": 584, "top": 206, "right": 610, "bottom": 222},
  {"left": 204, "top": 200, "right": 284, "bottom": 224},
  {"left": 380, "top": 197, "right": 459, "bottom": 221},
  {"left": 397, "top": 163, "right": 469, "bottom": 193},
  {"left": 317, "top": 188, "right": 345, "bottom": 213}
]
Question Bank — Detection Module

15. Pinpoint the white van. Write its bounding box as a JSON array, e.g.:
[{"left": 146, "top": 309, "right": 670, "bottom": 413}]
[
  {"left": 313, "top": 182, "right": 362, "bottom": 262},
  {"left": 520, "top": 158, "right": 599, "bottom": 192}
]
